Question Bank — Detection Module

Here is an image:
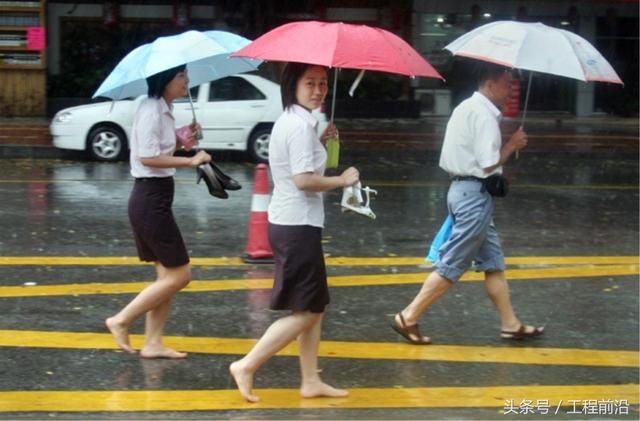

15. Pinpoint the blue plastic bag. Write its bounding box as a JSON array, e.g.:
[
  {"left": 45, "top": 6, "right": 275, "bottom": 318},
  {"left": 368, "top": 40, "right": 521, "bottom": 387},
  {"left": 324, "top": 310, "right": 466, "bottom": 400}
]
[{"left": 426, "top": 214, "right": 453, "bottom": 263}]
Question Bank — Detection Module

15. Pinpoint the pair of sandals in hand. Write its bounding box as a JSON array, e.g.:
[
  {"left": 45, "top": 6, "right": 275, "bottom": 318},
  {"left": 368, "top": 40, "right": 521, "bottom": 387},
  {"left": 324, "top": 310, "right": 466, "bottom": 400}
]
[
  {"left": 197, "top": 162, "right": 241, "bottom": 199},
  {"left": 341, "top": 181, "right": 377, "bottom": 219}
]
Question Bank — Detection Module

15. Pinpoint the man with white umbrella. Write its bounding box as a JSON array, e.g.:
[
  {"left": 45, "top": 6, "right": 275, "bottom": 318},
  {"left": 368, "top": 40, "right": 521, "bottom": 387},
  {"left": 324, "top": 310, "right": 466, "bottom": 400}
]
[{"left": 391, "top": 61, "right": 544, "bottom": 344}]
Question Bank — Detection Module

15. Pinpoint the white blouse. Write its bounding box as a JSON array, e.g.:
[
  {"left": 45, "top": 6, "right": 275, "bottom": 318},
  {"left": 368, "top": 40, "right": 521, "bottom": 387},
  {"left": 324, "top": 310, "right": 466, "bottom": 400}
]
[
  {"left": 268, "top": 105, "right": 327, "bottom": 228},
  {"left": 129, "top": 97, "right": 177, "bottom": 178}
]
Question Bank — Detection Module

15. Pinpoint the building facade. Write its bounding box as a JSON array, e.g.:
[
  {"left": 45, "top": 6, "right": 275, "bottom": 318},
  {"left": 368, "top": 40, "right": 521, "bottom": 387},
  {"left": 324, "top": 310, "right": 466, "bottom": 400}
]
[{"left": 4, "top": 0, "right": 637, "bottom": 117}]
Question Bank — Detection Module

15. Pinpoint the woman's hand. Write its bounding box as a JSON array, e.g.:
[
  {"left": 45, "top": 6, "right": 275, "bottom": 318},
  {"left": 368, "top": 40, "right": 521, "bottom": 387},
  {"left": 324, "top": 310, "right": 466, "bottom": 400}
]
[
  {"left": 340, "top": 166, "right": 359, "bottom": 187},
  {"left": 176, "top": 121, "right": 201, "bottom": 151},
  {"left": 189, "top": 150, "right": 211, "bottom": 167},
  {"left": 320, "top": 122, "right": 339, "bottom": 145},
  {"left": 190, "top": 120, "right": 202, "bottom": 140}
]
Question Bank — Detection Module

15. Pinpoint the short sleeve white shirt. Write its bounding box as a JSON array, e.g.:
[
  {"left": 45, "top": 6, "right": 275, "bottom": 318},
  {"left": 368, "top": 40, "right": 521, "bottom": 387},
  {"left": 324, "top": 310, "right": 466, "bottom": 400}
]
[
  {"left": 439, "top": 91, "right": 503, "bottom": 178},
  {"left": 268, "top": 105, "right": 327, "bottom": 228},
  {"left": 129, "top": 97, "right": 177, "bottom": 178}
]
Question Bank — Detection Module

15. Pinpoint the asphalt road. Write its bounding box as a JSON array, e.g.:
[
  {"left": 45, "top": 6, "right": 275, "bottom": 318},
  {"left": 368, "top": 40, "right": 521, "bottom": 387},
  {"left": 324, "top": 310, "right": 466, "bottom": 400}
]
[{"left": 0, "top": 120, "right": 638, "bottom": 419}]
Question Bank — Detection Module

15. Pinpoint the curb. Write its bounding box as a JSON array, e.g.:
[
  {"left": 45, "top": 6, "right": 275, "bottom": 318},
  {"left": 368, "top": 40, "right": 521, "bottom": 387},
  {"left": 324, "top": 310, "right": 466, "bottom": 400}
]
[{"left": 0, "top": 145, "right": 80, "bottom": 160}]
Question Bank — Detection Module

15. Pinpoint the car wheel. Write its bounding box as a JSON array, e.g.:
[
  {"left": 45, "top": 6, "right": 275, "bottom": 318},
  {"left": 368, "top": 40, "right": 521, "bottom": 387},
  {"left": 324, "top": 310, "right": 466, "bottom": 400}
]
[
  {"left": 247, "top": 127, "right": 271, "bottom": 163},
  {"left": 86, "top": 125, "right": 127, "bottom": 162}
]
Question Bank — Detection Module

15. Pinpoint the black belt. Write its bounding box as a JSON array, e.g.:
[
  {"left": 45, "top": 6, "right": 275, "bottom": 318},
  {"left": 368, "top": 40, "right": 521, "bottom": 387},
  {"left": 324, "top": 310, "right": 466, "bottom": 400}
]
[
  {"left": 451, "top": 175, "right": 485, "bottom": 182},
  {"left": 135, "top": 176, "right": 173, "bottom": 182}
]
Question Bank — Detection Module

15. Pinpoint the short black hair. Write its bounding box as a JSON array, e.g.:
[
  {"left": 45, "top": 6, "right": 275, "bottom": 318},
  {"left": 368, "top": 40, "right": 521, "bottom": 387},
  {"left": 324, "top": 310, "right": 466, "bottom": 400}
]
[
  {"left": 474, "top": 61, "right": 511, "bottom": 88},
  {"left": 280, "top": 62, "right": 327, "bottom": 109},
  {"left": 146, "top": 64, "right": 186, "bottom": 98}
]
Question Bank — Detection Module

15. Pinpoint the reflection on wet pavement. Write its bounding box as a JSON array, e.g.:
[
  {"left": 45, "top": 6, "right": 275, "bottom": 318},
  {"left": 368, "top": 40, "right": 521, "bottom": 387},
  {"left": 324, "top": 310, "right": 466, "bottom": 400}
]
[{"left": 0, "top": 127, "right": 638, "bottom": 418}]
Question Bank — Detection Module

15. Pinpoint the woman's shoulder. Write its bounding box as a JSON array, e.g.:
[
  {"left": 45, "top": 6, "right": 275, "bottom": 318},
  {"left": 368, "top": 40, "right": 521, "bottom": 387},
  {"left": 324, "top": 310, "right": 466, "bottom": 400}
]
[{"left": 136, "top": 97, "right": 164, "bottom": 117}]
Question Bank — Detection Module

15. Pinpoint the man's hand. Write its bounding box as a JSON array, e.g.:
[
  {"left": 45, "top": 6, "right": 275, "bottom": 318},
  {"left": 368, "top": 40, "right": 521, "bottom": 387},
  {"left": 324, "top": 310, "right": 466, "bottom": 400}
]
[{"left": 508, "top": 126, "right": 528, "bottom": 151}]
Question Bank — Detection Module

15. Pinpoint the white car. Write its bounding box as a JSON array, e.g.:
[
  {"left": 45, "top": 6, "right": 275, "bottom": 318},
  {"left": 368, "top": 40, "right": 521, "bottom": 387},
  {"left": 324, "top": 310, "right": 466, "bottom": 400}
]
[{"left": 50, "top": 74, "right": 327, "bottom": 163}]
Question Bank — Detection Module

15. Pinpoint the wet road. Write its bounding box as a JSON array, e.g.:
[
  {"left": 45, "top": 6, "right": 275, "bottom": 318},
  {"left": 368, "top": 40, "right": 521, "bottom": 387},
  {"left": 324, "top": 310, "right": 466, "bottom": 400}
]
[{"left": 0, "top": 121, "right": 638, "bottom": 419}]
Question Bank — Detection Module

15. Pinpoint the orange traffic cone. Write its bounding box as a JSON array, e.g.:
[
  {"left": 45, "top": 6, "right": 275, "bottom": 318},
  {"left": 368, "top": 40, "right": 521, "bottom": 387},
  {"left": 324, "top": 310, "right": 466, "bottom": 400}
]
[{"left": 244, "top": 163, "right": 274, "bottom": 263}]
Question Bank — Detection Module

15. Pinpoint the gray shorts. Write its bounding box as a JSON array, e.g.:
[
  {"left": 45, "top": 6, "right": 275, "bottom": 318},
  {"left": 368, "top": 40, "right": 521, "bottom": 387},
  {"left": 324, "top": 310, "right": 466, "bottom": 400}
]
[{"left": 434, "top": 180, "right": 505, "bottom": 282}]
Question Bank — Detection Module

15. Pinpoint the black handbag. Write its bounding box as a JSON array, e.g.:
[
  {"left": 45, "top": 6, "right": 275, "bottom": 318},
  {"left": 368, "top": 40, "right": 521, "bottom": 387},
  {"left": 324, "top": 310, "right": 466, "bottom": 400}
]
[{"left": 482, "top": 174, "right": 509, "bottom": 197}]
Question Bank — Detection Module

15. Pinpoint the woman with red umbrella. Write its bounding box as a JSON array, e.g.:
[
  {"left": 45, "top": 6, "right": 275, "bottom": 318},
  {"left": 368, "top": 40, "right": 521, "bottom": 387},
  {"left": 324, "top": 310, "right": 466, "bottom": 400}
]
[{"left": 229, "top": 62, "right": 359, "bottom": 403}]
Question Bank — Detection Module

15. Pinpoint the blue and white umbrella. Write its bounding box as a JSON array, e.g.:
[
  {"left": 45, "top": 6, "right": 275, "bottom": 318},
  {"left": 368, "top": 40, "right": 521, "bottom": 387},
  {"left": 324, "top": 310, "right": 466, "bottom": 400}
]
[{"left": 93, "top": 30, "right": 262, "bottom": 100}]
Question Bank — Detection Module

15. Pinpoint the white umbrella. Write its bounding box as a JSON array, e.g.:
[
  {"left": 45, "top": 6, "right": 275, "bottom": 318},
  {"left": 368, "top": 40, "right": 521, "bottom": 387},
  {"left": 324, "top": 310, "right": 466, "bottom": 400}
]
[{"left": 445, "top": 20, "right": 623, "bottom": 123}]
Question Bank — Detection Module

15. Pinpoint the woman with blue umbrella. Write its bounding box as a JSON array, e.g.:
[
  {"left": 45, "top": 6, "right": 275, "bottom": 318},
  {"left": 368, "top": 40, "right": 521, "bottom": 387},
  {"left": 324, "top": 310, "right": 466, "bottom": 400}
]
[{"left": 105, "top": 65, "right": 211, "bottom": 358}]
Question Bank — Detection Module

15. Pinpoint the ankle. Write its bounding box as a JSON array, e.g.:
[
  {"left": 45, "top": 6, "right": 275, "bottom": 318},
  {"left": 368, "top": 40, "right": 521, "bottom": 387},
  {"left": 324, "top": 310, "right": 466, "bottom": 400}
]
[
  {"left": 232, "top": 359, "right": 255, "bottom": 374},
  {"left": 501, "top": 319, "right": 520, "bottom": 330},
  {"left": 142, "top": 340, "right": 163, "bottom": 349},
  {"left": 398, "top": 310, "right": 416, "bottom": 326},
  {"left": 301, "top": 376, "right": 322, "bottom": 387},
  {"left": 107, "top": 315, "right": 126, "bottom": 327}
]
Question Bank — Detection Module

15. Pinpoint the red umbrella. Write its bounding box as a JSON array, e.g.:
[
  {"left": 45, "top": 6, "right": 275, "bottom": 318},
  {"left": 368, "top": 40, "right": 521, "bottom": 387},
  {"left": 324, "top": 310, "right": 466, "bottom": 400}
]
[
  {"left": 233, "top": 20, "right": 443, "bottom": 79},
  {"left": 233, "top": 21, "right": 443, "bottom": 167}
]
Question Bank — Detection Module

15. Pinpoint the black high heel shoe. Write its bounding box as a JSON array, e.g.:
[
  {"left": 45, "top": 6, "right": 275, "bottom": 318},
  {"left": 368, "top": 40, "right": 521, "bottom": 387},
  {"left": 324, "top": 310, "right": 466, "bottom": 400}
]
[
  {"left": 208, "top": 162, "right": 241, "bottom": 190},
  {"left": 197, "top": 164, "right": 228, "bottom": 199}
]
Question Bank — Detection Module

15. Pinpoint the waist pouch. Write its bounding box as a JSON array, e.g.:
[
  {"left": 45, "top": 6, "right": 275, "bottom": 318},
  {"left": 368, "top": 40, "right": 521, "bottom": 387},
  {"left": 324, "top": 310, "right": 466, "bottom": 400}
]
[{"left": 482, "top": 174, "right": 509, "bottom": 197}]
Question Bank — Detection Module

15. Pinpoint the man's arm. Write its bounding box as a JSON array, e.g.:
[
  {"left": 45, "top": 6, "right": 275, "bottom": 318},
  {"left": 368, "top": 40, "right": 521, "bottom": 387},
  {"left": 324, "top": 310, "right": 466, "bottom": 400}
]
[{"left": 484, "top": 126, "right": 528, "bottom": 173}]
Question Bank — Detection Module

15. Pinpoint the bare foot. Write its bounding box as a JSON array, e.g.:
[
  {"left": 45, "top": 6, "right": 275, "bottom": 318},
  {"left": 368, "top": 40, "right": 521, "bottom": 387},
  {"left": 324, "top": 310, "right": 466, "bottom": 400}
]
[
  {"left": 229, "top": 361, "right": 259, "bottom": 403},
  {"left": 300, "top": 380, "right": 349, "bottom": 399},
  {"left": 140, "top": 346, "right": 187, "bottom": 359},
  {"left": 105, "top": 317, "right": 137, "bottom": 354}
]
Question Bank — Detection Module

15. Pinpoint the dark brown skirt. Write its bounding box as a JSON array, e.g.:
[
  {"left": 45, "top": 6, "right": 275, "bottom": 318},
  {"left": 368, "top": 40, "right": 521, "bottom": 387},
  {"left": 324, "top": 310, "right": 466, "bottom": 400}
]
[
  {"left": 128, "top": 177, "right": 189, "bottom": 268},
  {"left": 268, "top": 223, "right": 329, "bottom": 313}
]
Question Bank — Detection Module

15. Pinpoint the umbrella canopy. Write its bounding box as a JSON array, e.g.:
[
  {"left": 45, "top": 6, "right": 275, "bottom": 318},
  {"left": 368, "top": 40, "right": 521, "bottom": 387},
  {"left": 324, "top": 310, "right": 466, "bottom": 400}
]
[
  {"left": 444, "top": 20, "right": 622, "bottom": 85},
  {"left": 93, "top": 30, "right": 262, "bottom": 100},
  {"left": 233, "top": 20, "right": 443, "bottom": 79}
]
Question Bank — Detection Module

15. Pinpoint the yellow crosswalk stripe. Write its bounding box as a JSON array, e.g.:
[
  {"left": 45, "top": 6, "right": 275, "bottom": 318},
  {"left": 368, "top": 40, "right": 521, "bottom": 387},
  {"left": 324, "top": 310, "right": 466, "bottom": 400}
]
[
  {"left": 0, "top": 330, "right": 636, "bottom": 367},
  {"left": 1, "top": 265, "right": 636, "bottom": 298},
  {"left": 0, "top": 256, "right": 637, "bottom": 266},
  {"left": 0, "top": 384, "right": 636, "bottom": 412}
]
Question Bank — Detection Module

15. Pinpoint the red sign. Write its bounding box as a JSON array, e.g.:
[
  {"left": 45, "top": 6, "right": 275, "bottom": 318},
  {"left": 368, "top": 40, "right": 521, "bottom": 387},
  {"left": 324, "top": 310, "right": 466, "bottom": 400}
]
[{"left": 27, "top": 26, "right": 45, "bottom": 51}]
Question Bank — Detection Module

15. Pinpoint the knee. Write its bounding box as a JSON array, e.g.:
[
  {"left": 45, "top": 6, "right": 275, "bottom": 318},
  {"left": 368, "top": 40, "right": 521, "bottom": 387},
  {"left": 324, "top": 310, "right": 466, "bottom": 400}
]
[
  {"left": 179, "top": 268, "right": 192, "bottom": 288},
  {"left": 302, "top": 312, "right": 323, "bottom": 328},
  {"left": 292, "top": 311, "right": 322, "bottom": 327},
  {"left": 166, "top": 266, "right": 191, "bottom": 290}
]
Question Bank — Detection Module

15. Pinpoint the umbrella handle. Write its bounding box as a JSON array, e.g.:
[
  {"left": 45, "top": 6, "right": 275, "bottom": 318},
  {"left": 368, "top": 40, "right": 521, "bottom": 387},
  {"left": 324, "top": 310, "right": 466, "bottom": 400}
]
[
  {"left": 516, "top": 72, "right": 533, "bottom": 159},
  {"left": 520, "top": 71, "right": 533, "bottom": 127},
  {"left": 188, "top": 88, "right": 203, "bottom": 141},
  {"left": 330, "top": 68, "right": 338, "bottom": 123},
  {"left": 188, "top": 88, "right": 197, "bottom": 122}
]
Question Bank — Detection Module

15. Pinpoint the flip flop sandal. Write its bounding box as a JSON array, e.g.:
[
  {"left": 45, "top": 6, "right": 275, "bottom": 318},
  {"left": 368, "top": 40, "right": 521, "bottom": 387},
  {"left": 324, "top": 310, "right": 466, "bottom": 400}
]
[
  {"left": 390, "top": 313, "right": 431, "bottom": 345},
  {"left": 501, "top": 324, "right": 545, "bottom": 340}
]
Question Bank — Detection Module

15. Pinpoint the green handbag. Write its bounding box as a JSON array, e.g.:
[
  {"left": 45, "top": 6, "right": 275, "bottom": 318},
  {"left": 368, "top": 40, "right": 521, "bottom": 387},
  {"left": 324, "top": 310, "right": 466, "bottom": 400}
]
[{"left": 326, "top": 136, "right": 340, "bottom": 169}]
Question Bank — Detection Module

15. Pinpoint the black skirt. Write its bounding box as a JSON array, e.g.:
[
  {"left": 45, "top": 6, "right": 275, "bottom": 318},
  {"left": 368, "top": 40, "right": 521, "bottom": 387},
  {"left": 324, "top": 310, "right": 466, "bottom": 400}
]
[
  {"left": 128, "top": 177, "right": 189, "bottom": 268},
  {"left": 268, "top": 223, "right": 329, "bottom": 313}
]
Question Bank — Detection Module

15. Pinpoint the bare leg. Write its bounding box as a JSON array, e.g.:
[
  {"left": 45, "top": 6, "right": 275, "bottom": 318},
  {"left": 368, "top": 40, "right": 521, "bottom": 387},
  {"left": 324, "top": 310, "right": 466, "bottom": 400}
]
[
  {"left": 484, "top": 271, "right": 518, "bottom": 329},
  {"left": 106, "top": 262, "right": 191, "bottom": 354},
  {"left": 140, "top": 298, "right": 187, "bottom": 359},
  {"left": 230, "top": 312, "right": 317, "bottom": 403},
  {"left": 395, "top": 271, "right": 452, "bottom": 342},
  {"left": 139, "top": 263, "right": 189, "bottom": 359},
  {"left": 298, "top": 313, "right": 348, "bottom": 399},
  {"left": 485, "top": 271, "right": 542, "bottom": 335}
]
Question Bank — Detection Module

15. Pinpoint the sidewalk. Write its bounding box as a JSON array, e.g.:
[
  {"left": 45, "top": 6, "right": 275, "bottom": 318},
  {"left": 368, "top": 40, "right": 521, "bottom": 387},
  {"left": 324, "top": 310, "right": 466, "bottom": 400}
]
[{"left": 0, "top": 113, "right": 637, "bottom": 159}]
